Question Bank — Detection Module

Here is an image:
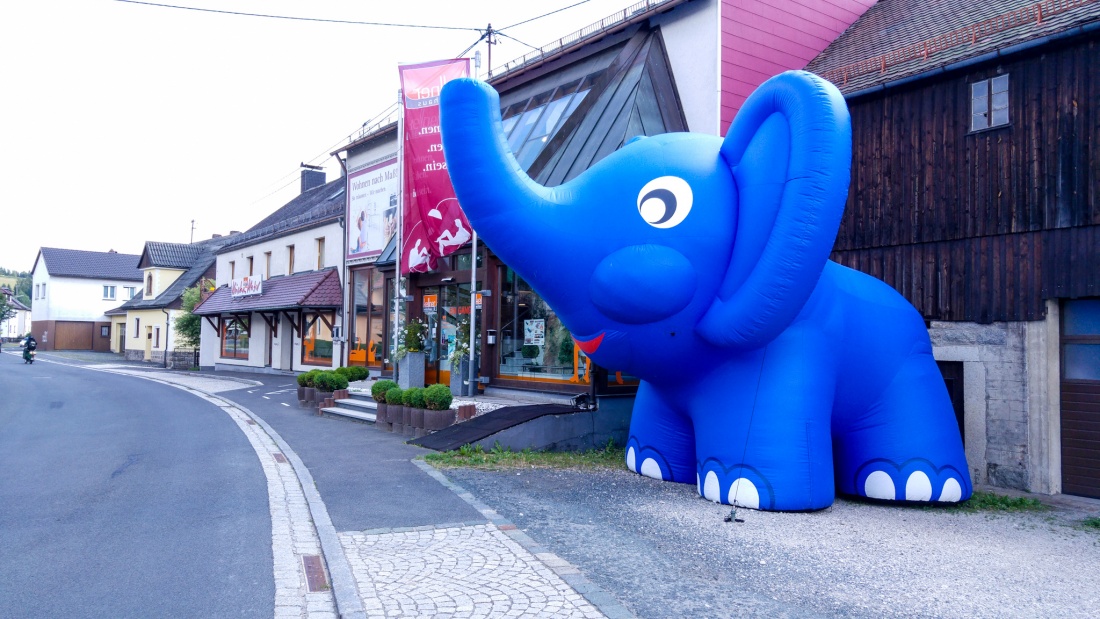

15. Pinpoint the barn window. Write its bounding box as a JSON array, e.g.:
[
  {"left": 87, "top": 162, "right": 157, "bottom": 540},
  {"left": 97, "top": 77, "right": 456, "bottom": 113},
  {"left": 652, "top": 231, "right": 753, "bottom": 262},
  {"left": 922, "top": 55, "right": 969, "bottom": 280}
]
[{"left": 971, "top": 74, "right": 1009, "bottom": 131}]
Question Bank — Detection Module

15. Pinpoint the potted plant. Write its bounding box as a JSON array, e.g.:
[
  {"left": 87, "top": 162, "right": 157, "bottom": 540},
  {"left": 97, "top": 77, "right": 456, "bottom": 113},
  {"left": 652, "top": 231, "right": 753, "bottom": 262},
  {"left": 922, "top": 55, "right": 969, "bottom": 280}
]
[
  {"left": 386, "top": 386, "right": 405, "bottom": 433},
  {"left": 314, "top": 371, "right": 341, "bottom": 412},
  {"left": 395, "top": 317, "right": 428, "bottom": 389},
  {"left": 449, "top": 318, "right": 479, "bottom": 397},
  {"left": 300, "top": 369, "right": 322, "bottom": 406},
  {"left": 296, "top": 372, "right": 310, "bottom": 403},
  {"left": 371, "top": 379, "right": 397, "bottom": 428},
  {"left": 424, "top": 383, "right": 455, "bottom": 431},
  {"left": 402, "top": 387, "right": 426, "bottom": 437}
]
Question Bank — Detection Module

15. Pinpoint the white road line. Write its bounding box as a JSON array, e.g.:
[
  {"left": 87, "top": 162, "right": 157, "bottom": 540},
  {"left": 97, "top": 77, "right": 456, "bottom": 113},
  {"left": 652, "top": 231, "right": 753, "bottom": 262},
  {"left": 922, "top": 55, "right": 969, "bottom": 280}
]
[
  {"left": 281, "top": 403, "right": 290, "bottom": 407},
  {"left": 263, "top": 396, "right": 270, "bottom": 399}
]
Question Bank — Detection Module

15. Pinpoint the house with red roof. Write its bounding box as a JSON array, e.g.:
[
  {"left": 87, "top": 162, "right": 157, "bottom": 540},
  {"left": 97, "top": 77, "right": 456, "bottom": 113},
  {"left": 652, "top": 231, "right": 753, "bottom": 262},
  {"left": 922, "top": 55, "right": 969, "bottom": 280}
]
[{"left": 807, "top": 0, "right": 1100, "bottom": 499}]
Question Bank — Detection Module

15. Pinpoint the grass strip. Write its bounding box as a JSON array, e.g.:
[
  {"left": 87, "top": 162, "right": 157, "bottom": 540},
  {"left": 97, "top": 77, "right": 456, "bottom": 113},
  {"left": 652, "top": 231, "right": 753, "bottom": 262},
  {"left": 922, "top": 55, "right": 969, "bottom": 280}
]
[{"left": 423, "top": 442, "right": 625, "bottom": 470}]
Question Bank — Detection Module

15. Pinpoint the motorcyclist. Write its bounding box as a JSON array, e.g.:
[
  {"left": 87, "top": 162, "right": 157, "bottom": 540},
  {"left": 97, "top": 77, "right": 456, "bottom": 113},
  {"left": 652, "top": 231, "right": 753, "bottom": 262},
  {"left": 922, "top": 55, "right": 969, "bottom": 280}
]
[{"left": 21, "top": 333, "right": 37, "bottom": 364}]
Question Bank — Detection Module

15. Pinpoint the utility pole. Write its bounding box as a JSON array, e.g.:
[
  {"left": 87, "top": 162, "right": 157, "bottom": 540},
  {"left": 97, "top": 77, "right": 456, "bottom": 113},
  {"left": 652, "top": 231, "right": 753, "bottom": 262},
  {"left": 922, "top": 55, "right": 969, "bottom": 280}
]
[
  {"left": 190, "top": 220, "right": 195, "bottom": 244},
  {"left": 485, "top": 24, "right": 497, "bottom": 79}
]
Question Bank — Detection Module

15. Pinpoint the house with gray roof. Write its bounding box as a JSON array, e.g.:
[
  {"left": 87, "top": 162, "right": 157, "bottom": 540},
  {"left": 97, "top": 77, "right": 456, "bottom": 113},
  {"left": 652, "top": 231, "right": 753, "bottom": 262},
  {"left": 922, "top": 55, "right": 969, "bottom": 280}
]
[
  {"left": 107, "top": 234, "right": 236, "bottom": 366},
  {"left": 194, "top": 173, "right": 347, "bottom": 374},
  {"left": 29, "top": 247, "right": 142, "bottom": 351},
  {"left": 806, "top": 0, "right": 1100, "bottom": 500}
]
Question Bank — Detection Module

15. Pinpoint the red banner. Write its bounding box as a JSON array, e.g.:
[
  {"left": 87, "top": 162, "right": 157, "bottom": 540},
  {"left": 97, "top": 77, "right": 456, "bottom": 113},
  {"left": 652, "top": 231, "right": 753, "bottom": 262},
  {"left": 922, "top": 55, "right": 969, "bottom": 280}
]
[{"left": 399, "top": 58, "right": 472, "bottom": 274}]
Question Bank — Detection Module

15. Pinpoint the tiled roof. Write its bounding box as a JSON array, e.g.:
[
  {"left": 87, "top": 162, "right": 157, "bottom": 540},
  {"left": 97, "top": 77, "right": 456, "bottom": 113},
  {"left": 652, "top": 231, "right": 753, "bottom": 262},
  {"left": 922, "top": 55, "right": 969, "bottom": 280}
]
[
  {"left": 1, "top": 287, "right": 30, "bottom": 311},
  {"left": 807, "top": 0, "right": 1100, "bottom": 95},
  {"left": 193, "top": 268, "right": 342, "bottom": 315},
  {"left": 219, "top": 178, "right": 346, "bottom": 252},
  {"left": 34, "top": 247, "right": 143, "bottom": 281},
  {"left": 141, "top": 242, "right": 206, "bottom": 269}
]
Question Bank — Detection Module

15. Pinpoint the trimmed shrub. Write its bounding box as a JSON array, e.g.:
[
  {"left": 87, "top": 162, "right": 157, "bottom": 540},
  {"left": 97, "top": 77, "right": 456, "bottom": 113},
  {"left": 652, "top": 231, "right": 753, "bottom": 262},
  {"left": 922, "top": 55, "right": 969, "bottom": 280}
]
[
  {"left": 300, "top": 369, "right": 323, "bottom": 388},
  {"left": 335, "top": 367, "right": 352, "bottom": 378},
  {"left": 402, "top": 387, "right": 426, "bottom": 409},
  {"left": 372, "top": 379, "right": 398, "bottom": 402},
  {"left": 385, "top": 387, "right": 404, "bottom": 407},
  {"left": 329, "top": 372, "right": 349, "bottom": 391},
  {"left": 423, "top": 384, "right": 453, "bottom": 411},
  {"left": 313, "top": 371, "right": 339, "bottom": 392},
  {"left": 296, "top": 372, "right": 311, "bottom": 387}
]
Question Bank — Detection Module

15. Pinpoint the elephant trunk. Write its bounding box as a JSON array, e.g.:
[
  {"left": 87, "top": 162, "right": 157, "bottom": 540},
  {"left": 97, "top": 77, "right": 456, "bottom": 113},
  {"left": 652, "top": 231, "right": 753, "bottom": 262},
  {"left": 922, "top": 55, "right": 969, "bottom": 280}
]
[{"left": 440, "top": 78, "right": 562, "bottom": 267}]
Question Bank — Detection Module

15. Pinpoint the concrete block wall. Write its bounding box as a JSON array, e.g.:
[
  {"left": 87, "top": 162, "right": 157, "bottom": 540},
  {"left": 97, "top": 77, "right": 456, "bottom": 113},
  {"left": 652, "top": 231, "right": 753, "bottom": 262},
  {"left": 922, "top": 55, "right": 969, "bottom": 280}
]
[{"left": 930, "top": 301, "right": 1061, "bottom": 494}]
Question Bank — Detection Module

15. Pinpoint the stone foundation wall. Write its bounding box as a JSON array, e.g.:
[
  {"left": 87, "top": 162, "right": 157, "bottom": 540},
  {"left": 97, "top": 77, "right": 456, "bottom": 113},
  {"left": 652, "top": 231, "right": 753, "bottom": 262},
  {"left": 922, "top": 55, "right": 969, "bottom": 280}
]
[{"left": 930, "top": 301, "right": 1060, "bottom": 494}]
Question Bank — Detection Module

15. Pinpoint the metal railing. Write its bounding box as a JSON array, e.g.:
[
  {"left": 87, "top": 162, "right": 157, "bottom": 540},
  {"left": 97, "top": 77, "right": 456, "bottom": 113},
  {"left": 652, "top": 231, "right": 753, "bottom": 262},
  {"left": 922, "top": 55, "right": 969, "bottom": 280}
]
[{"left": 490, "top": 0, "right": 684, "bottom": 80}]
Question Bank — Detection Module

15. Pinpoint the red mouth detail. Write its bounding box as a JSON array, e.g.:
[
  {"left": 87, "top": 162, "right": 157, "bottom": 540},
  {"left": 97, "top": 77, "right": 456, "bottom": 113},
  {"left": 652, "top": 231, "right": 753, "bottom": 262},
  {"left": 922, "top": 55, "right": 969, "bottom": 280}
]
[{"left": 575, "top": 333, "right": 605, "bottom": 355}]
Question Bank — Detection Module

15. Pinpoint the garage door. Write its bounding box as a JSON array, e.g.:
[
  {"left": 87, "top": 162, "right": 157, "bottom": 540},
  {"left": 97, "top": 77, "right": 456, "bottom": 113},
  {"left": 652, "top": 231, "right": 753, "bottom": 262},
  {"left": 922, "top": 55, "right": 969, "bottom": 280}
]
[
  {"left": 54, "top": 321, "right": 94, "bottom": 350},
  {"left": 1061, "top": 300, "right": 1100, "bottom": 499}
]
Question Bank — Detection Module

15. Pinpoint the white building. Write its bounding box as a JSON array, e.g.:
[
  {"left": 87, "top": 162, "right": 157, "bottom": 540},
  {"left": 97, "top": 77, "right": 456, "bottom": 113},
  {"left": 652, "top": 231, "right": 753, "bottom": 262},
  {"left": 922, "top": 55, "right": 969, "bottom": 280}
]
[
  {"left": 194, "top": 175, "right": 346, "bottom": 373},
  {"left": 1, "top": 286, "right": 31, "bottom": 341},
  {"left": 30, "top": 247, "right": 143, "bottom": 351}
]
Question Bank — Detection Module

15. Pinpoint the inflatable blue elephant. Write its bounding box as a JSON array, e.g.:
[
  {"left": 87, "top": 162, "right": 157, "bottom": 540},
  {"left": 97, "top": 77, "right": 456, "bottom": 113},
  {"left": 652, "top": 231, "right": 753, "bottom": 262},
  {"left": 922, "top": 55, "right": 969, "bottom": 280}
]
[{"left": 440, "top": 71, "right": 972, "bottom": 511}]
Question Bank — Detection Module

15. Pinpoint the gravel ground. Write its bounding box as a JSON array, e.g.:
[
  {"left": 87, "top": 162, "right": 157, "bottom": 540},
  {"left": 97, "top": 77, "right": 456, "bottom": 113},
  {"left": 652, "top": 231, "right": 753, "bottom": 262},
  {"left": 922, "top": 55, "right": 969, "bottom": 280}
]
[{"left": 444, "top": 467, "right": 1100, "bottom": 619}]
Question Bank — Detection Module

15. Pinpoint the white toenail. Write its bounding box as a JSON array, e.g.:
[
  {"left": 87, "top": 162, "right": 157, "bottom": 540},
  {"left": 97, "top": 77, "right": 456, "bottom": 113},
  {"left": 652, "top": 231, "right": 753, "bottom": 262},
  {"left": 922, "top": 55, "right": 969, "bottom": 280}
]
[
  {"left": 728, "top": 478, "right": 760, "bottom": 509},
  {"left": 640, "top": 458, "right": 663, "bottom": 480},
  {"left": 864, "top": 470, "right": 896, "bottom": 500},
  {"left": 939, "top": 478, "right": 963, "bottom": 502},
  {"left": 905, "top": 471, "right": 933, "bottom": 501},
  {"left": 703, "top": 471, "right": 721, "bottom": 502},
  {"left": 626, "top": 447, "right": 636, "bottom": 472}
]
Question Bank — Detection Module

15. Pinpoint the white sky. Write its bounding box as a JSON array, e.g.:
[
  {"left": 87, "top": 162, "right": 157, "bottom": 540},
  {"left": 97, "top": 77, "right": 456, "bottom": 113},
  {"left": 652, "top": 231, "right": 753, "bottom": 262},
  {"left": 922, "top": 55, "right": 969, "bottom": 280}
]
[{"left": 0, "top": 0, "right": 635, "bottom": 271}]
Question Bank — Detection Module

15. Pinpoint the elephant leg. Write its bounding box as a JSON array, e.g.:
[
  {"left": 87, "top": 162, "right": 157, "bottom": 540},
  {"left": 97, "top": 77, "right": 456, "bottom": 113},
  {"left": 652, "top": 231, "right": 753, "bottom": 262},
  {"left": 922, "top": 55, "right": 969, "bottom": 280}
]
[
  {"left": 833, "top": 353, "right": 972, "bottom": 503},
  {"left": 626, "top": 381, "right": 695, "bottom": 484},
  {"left": 693, "top": 336, "right": 837, "bottom": 511}
]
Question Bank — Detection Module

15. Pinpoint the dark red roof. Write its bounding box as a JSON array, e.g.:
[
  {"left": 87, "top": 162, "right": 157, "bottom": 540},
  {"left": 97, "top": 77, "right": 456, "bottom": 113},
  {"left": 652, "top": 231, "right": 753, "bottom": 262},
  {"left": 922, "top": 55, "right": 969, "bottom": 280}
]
[
  {"left": 193, "top": 268, "right": 342, "bottom": 315},
  {"left": 807, "top": 0, "right": 1100, "bottom": 94}
]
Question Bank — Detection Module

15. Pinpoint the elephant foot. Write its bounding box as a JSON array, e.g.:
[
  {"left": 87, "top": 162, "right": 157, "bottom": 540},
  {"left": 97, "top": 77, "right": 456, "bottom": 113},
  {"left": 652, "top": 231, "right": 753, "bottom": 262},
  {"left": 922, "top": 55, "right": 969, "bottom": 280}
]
[
  {"left": 696, "top": 459, "right": 774, "bottom": 510},
  {"left": 626, "top": 445, "right": 669, "bottom": 480},
  {"left": 853, "top": 459, "right": 969, "bottom": 503}
]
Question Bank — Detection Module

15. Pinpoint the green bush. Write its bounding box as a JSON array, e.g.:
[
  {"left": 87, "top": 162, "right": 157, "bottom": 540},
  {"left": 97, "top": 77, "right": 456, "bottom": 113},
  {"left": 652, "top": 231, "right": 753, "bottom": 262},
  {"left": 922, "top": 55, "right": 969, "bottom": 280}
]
[
  {"left": 385, "top": 387, "right": 404, "bottom": 407},
  {"left": 296, "top": 372, "right": 311, "bottom": 387},
  {"left": 313, "top": 371, "right": 339, "bottom": 392},
  {"left": 329, "top": 372, "right": 349, "bottom": 391},
  {"left": 424, "top": 384, "right": 453, "bottom": 411},
  {"left": 299, "top": 369, "right": 323, "bottom": 388},
  {"left": 402, "top": 387, "right": 426, "bottom": 409},
  {"left": 335, "top": 367, "right": 352, "bottom": 378},
  {"left": 351, "top": 366, "right": 370, "bottom": 382},
  {"left": 372, "top": 379, "right": 398, "bottom": 402},
  {"left": 521, "top": 344, "right": 540, "bottom": 359}
]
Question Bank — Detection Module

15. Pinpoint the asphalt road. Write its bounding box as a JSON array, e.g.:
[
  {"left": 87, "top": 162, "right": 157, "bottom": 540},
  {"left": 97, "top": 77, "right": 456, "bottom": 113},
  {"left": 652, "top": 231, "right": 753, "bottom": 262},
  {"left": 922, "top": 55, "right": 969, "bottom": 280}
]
[
  {"left": 215, "top": 373, "right": 483, "bottom": 531},
  {"left": 0, "top": 352, "right": 273, "bottom": 619}
]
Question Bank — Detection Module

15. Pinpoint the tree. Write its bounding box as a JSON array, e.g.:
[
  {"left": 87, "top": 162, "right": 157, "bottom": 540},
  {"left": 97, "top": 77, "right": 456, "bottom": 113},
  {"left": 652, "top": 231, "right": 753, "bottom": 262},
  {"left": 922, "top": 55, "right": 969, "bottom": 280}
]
[
  {"left": 0, "top": 294, "right": 16, "bottom": 325},
  {"left": 174, "top": 285, "right": 203, "bottom": 348}
]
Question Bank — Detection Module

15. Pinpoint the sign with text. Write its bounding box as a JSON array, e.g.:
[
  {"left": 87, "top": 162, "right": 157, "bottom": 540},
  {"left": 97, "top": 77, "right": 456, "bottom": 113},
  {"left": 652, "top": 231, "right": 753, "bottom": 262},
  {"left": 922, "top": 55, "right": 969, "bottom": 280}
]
[
  {"left": 347, "top": 156, "right": 399, "bottom": 261},
  {"left": 399, "top": 58, "right": 472, "bottom": 274},
  {"left": 231, "top": 276, "right": 262, "bottom": 298},
  {"left": 422, "top": 293, "right": 438, "bottom": 313},
  {"left": 524, "top": 319, "right": 545, "bottom": 346}
]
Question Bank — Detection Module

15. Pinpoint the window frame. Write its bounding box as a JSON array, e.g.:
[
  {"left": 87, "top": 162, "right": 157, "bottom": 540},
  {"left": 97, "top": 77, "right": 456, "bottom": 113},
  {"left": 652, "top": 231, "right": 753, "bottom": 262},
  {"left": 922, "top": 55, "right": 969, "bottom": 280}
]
[
  {"left": 220, "top": 316, "right": 250, "bottom": 359},
  {"left": 970, "top": 74, "right": 1010, "bottom": 133},
  {"left": 103, "top": 285, "right": 116, "bottom": 300}
]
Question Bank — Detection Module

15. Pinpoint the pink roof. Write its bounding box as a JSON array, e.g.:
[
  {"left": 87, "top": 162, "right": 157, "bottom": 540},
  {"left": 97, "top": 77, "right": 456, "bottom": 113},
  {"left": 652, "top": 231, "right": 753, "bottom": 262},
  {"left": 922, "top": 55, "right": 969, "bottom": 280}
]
[{"left": 194, "top": 268, "right": 342, "bottom": 315}]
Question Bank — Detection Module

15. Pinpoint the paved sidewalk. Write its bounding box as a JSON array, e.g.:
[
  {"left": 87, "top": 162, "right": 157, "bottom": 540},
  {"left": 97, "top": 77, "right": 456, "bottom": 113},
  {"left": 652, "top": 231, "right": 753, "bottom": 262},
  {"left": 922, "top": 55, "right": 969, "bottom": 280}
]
[{"left": 80, "top": 365, "right": 628, "bottom": 619}]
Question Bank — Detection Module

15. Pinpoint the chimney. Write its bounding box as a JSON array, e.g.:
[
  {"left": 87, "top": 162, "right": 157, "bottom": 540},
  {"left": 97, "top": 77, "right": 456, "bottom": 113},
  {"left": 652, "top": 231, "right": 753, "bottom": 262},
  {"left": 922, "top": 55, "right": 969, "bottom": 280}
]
[
  {"left": 300, "top": 163, "right": 326, "bottom": 193},
  {"left": 108, "top": 249, "right": 117, "bottom": 253},
  {"left": 211, "top": 233, "right": 222, "bottom": 239}
]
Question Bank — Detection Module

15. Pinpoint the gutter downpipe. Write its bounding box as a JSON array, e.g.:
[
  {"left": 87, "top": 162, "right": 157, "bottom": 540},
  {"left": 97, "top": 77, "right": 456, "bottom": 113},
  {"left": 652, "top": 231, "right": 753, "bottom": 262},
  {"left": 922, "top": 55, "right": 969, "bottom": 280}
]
[
  {"left": 336, "top": 155, "right": 349, "bottom": 371},
  {"left": 161, "top": 308, "right": 170, "bottom": 369},
  {"left": 842, "top": 21, "right": 1100, "bottom": 101}
]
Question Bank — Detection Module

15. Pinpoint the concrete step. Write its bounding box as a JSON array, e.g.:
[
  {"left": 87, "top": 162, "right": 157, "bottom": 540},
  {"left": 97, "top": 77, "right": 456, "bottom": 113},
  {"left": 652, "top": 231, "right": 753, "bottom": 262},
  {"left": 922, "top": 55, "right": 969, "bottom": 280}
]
[
  {"left": 321, "top": 406, "right": 376, "bottom": 424},
  {"left": 336, "top": 397, "right": 376, "bottom": 413},
  {"left": 346, "top": 391, "right": 376, "bottom": 403}
]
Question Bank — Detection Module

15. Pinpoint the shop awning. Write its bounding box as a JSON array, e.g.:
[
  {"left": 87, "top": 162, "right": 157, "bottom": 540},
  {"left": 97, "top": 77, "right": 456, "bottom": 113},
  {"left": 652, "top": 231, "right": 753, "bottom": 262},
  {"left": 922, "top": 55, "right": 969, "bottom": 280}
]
[{"left": 193, "top": 268, "right": 342, "bottom": 316}]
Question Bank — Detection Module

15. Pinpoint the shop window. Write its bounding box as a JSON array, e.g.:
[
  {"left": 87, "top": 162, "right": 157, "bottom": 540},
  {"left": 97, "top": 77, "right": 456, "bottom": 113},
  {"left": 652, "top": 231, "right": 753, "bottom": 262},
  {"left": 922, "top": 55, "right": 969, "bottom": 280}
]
[
  {"left": 350, "top": 268, "right": 387, "bottom": 369},
  {"left": 971, "top": 74, "right": 1009, "bottom": 131},
  {"left": 497, "top": 267, "right": 582, "bottom": 383},
  {"left": 302, "top": 316, "right": 333, "bottom": 366},
  {"left": 221, "top": 317, "right": 250, "bottom": 359}
]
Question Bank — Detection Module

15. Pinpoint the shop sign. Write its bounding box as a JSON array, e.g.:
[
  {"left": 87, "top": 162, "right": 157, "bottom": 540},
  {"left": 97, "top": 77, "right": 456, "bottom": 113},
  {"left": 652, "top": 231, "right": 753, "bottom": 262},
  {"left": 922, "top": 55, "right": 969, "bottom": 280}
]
[
  {"left": 524, "top": 319, "right": 545, "bottom": 346},
  {"left": 475, "top": 293, "right": 483, "bottom": 309},
  {"left": 231, "top": 276, "right": 262, "bottom": 298},
  {"left": 347, "top": 157, "right": 399, "bottom": 261},
  {"left": 423, "top": 294, "right": 438, "bottom": 314}
]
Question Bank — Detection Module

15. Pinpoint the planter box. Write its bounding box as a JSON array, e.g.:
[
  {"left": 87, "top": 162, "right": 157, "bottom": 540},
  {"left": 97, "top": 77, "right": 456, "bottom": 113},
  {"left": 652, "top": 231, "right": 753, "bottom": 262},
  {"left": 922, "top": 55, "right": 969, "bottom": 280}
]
[
  {"left": 397, "top": 351, "right": 425, "bottom": 389},
  {"left": 303, "top": 387, "right": 316, "bottom": 405},
  {"left": 391, "top": 406, "right": 405, "bottom": 434},
  {"left": 411, "top": 408, "right": 425, "bottom": 430},
  {"left": 449, "top": 355, "right": 479, "bottom": 397},
  {"left": 297, "top": 386, "right": 306, "bottom": 401}
]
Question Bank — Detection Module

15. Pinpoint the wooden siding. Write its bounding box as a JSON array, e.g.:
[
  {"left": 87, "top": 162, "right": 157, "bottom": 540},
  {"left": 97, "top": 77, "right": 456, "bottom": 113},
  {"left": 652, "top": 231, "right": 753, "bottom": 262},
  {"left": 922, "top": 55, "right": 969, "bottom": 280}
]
[
  {"left": 831, "top": 36, "right": 1100, "bottom": 322},
  {"left": 720, "top": 0, "right": 874, "bottom": 128}
]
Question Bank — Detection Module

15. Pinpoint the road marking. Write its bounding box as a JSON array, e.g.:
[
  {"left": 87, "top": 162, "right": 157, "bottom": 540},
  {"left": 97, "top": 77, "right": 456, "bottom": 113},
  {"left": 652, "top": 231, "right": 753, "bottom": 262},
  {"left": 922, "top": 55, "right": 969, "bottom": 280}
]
[
  {"left": 281, "top": 403, "right": 290, "bottom": 407},
  {"left": 263, "top": 396, "right": 270, "bottom": 399}
]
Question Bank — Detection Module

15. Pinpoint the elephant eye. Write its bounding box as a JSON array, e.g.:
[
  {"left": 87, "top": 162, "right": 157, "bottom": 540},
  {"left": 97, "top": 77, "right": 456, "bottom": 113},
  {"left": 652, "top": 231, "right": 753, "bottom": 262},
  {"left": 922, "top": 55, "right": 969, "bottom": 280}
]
[{"left": 637, "top": 176, "right": 693, "bottom": 228}]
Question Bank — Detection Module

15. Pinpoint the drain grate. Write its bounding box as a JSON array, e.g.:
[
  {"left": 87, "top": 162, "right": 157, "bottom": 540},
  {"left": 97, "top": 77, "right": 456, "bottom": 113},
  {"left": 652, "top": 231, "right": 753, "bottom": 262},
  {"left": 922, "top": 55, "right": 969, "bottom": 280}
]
[
  {"left": 302, "top": 555, "right": 329, "bottom": 592},
  {"left": 273, "top": 453, "right": 288, "bottom": 463}
]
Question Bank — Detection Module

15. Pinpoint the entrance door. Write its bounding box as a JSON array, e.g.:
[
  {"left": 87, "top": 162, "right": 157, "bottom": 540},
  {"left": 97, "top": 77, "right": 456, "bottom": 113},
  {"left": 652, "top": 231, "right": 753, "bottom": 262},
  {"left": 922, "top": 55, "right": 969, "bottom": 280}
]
[
  {"left": 421, "top": 283, "right": 476, "bottom": 386},
  {"left": 1061, "top": 299, "right": 1100, "bottom": 499},
  {"left": 118, "top": 324, "right": 126, "bottom": 353}
]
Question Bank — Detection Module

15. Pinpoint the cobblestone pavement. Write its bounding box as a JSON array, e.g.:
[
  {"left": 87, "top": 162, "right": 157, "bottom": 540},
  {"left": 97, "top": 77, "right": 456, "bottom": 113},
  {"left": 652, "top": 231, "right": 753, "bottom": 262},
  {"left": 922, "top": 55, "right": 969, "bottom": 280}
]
[{"left": 341, "top": 524, "right": 605, "bottom": 619}]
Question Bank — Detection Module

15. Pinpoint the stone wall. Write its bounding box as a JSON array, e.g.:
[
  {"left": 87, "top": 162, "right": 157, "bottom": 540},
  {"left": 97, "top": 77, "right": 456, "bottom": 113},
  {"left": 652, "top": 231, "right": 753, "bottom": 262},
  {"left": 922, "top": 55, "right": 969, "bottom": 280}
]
[{"left": 930, "top": 301, "right": 1060, "bottom": 494}]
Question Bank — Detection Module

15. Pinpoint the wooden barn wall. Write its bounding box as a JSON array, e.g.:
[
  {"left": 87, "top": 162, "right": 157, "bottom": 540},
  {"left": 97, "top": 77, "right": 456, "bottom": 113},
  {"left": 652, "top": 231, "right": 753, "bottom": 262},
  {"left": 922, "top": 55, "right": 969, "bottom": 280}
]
[{"left": 831, "top": 36, "right": 1100, "bottom": 323}]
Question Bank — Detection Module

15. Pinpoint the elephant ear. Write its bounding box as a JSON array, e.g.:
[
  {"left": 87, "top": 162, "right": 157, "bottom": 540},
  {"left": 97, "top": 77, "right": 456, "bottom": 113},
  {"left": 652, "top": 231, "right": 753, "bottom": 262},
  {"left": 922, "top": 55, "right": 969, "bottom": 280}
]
[{"left": 697, "top": 70, "right": 851, "bottom": 349}]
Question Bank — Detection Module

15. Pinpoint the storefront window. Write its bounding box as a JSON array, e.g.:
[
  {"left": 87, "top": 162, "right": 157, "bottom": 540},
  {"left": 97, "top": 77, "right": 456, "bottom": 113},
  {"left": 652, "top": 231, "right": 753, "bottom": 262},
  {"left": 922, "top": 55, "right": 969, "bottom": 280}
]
[
  {"left": 220, "top": 317, "right": 249, "bottom": 359},
  {"left": 421, "top": 283, "right": 479, "bottom": 385},
  {"left": 302, "top": 317, "right": 333, "bottom": 366},
  {"left": 498, "top": 268, "right": 577, "bottom": 382},
  {"left": 350, "top": 268, "right": 386, "bottom": 369}
]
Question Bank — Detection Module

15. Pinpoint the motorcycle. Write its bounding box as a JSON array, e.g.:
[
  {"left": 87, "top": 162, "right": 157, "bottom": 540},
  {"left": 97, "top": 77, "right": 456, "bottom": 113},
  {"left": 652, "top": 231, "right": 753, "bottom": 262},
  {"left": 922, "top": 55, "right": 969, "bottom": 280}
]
[{"left": 22, "top": 339, "right": 37, "bottom": 364}]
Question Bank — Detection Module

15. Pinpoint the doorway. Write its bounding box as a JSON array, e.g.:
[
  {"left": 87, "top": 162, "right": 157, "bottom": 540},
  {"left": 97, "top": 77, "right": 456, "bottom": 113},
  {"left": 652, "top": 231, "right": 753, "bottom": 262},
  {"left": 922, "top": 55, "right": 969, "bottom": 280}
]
[
  {"left": 1060, "top": 299, "right": 1100, "bottom": 499},
  {"left": 421, "top": 283, "right": 478, "bottom": 386}
]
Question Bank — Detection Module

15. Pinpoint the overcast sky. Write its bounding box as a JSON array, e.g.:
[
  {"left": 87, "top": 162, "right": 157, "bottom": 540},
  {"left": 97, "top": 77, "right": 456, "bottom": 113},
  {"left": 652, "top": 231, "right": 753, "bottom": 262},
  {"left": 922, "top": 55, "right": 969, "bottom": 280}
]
[{"left": 0, "top": 0, "right": 634, "bottom": 271}]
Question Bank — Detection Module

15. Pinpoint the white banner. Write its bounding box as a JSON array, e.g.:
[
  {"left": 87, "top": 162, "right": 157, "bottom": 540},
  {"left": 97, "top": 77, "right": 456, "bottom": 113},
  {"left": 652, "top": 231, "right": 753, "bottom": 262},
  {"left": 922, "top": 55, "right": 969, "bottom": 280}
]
[
  {"left": 231, "top": 276, "right": 262, "bottom": 298},
  {"left": 347, "top": 157, "right": 399, "bottom": 260}
]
